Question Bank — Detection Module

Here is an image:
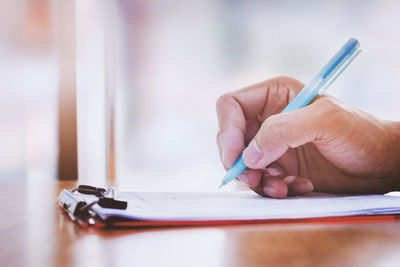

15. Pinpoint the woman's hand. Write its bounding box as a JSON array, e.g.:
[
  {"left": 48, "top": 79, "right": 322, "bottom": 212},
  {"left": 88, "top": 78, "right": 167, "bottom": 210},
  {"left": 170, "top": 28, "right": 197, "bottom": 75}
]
[{"left": 216, "top": 76, "right": 400, "bottom": 198}]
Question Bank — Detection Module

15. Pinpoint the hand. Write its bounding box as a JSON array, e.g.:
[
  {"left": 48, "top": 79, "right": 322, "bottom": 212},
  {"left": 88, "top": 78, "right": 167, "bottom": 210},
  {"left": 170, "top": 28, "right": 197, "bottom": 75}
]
[{"left": 216, "top": 76, "right": 400, "bottom": 198}]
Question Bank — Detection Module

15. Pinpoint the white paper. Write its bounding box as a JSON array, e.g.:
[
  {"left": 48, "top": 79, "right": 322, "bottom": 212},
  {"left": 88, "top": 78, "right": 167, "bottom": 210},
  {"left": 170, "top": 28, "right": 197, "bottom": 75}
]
[{"left": 75, "top": 191, "right": 400, "bottom": 222}]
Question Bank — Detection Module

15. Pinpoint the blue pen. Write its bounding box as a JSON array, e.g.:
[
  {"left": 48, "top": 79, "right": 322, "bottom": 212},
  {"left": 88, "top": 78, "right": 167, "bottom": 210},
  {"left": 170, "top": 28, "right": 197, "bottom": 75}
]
[{"left": 219, "top": 38, "right": 361, "bottom": 188}]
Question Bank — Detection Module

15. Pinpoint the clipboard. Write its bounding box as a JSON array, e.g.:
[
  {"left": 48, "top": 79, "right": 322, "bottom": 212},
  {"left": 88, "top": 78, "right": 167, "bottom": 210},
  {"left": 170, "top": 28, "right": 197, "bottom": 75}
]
[{"left": 58, "top": 185, "right": 400, "bottom": 229}]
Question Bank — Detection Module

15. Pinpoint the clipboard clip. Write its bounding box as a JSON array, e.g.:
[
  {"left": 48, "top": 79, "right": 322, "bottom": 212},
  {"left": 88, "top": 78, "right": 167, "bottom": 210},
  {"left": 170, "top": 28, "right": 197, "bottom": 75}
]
[
  {"left": 75, "top": 185, "right": 107, "bottom": 197},
  {"left": 58, "top": 185, "right": 128, "bottom": 225}
]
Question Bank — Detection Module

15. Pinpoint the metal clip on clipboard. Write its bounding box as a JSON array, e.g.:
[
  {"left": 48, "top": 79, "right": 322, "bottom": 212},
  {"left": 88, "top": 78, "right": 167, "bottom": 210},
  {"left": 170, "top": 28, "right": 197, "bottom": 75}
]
[{"left": 57, "top": 185, "right": 128, "bottom": 227}]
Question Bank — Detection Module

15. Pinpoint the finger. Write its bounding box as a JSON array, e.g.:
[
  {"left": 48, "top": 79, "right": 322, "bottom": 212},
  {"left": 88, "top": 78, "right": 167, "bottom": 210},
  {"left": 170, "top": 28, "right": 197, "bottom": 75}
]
[
  {"left": 237, "top": 169, "right": 262, "bottom": 189},
  {"left": 264, "top": 162, "right": 286, "bottom": 176},
  {"left": 242, "top": 96, "right": 335, "bottom": 169},
  {"left": 245, "top": 118, "right": 260, "bottom": 146},
  {"left": 216, "top": 132, "right": 228, "bottom": 170},
  {"left": 253, "top": 175, "right": 288, "bottom": 199},
  {"left": 256, "top": 77, "right": 305, "bottom": 122},
  {"left": 282, "top": 176, "right": 314, "bottom": 196},
  {"left": 218, "top": 126, "right": 245, "bottom": 168},
  {"left": 216, "top": 76, "right": 304, "bottom": 167}
]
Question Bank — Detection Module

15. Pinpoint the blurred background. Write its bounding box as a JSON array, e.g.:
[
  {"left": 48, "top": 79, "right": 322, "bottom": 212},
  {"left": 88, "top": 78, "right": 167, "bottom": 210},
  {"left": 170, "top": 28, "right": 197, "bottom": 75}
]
[{"left": 0, "top": 0, "right": 399, "bottom": 190}]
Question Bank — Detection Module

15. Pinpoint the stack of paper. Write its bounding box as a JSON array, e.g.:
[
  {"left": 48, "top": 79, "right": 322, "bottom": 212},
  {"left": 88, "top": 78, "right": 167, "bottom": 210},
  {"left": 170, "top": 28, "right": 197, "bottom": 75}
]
[{"left": 78, "top": 191, "right": 400, "bottom": 223}]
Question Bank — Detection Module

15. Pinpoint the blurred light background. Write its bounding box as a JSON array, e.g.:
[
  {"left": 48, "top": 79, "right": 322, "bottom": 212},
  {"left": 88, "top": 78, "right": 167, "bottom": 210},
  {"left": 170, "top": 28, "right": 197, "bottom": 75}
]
[{"left": 1, "top": 0, "right": 399, "bottom": 190}]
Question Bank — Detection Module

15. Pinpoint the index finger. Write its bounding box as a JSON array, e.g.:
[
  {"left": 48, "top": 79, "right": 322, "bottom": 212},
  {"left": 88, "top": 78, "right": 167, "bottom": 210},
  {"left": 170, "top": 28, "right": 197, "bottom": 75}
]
[{"left": 216, "top": 76, "right": 304, "bottom": 168}]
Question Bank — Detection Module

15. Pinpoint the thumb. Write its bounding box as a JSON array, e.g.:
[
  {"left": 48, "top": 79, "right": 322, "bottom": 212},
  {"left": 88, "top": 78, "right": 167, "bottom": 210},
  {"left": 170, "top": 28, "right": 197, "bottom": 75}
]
[{"left": 242, "top": 98, "right": 331, "bottom": 169}]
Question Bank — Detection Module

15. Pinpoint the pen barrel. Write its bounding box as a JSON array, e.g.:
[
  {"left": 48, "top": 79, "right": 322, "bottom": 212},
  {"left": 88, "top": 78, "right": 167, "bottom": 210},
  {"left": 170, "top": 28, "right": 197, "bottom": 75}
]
[
  {"left": 320, "top": 38, "right": 359, "bottom": 79},
  {"left": 281, "top": 76, "right": 323, "bottom": 113}
]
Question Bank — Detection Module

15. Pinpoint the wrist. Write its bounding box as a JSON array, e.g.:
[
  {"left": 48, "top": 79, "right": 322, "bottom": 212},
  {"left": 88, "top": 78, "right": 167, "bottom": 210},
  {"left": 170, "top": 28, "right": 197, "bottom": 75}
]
[{"left": 384, "top": 121, "right": 400, "bottom": 181}]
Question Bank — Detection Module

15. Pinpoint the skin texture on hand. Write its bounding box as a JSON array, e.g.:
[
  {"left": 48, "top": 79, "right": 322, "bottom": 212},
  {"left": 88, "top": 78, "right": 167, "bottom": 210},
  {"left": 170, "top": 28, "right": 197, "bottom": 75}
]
[{"left": 216, "top": 76, "right": 400, "bottom": 198}]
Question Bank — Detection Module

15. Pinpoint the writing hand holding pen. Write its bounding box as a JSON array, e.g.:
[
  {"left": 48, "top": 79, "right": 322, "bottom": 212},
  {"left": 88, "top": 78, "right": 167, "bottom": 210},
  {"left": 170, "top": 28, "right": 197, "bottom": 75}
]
[{"left": 216, "top": 76, "right": 400, "bottom": 198}]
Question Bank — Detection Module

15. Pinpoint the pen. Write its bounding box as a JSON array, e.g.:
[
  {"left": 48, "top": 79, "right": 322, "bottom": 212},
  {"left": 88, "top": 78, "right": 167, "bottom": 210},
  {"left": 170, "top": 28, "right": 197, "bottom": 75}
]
[{"left": 219, "top": 38, "right": 361, "bottom": 188}]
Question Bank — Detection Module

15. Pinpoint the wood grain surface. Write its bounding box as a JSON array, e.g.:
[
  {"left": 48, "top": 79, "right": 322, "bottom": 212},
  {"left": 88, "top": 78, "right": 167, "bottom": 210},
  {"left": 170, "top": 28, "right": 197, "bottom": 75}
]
[{"left": 1, "top": 181, "right": 400, "bottom": 267}]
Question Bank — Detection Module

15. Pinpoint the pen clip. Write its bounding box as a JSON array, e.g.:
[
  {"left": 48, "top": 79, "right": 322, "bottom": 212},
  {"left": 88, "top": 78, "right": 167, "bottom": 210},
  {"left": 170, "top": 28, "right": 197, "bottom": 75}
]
[{"left": 318, "top": 48, "right": 361, "bottom": 95}]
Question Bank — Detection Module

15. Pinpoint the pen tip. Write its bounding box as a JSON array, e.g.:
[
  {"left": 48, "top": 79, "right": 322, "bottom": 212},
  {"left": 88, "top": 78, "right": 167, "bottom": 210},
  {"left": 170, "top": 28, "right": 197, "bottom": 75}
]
[{"left": 218, "top": 183, "right": 224, "bottom": 189}]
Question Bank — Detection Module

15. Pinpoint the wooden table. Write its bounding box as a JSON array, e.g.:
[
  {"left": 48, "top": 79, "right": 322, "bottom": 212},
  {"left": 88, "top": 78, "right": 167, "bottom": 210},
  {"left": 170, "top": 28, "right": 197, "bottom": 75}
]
[{"left": 2, "top": 181, "right": 400, "bottom": 267}]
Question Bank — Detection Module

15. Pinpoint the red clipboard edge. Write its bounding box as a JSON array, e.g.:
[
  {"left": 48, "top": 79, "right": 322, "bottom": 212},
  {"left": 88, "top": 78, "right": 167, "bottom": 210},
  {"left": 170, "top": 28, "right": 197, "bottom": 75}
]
[
  {"left": 99, "top": 214, "right": 400, "bottom": 228},
  {"left": 57, "top": 201, "right": 400, "bottom": 229}
]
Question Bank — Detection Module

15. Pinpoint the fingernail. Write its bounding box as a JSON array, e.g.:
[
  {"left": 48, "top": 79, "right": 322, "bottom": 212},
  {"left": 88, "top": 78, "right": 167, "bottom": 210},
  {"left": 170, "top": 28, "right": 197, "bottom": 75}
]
[
  {"left": 263, "top": 183, "right": 276, "bottom": 197},
  {"left": 243, "top": 140, "right": 263, "bottom": 166},
  {"left": 282, "top": 176, "right": 296, "bottom": 185},
  {"left": 265, "top": 166, "right": 284, "bottom": 176},
  {"left": 237, "top": 172, "right": 249, "bottom": 186},
  {"left": 293, "top": 181, "right": 314, "bottom": 194}
]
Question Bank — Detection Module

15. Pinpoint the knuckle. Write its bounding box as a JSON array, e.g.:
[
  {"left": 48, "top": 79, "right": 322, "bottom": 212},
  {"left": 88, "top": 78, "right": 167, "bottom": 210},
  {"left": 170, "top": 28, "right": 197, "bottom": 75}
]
[
  {"left": 317, "top": 97, "right": 343, "bottom": 117},
  {"left": 316, "top": 96, "right": 345, "bottom": 113},
  {"left": 260, "top": 117, "right": 276, "bottom": 136},
  {"left": 316, "top": 96, "right": 352, "bottom": 138},
  {"left": 273, "top": 76, "right": 305, "bottom": 94},
  {"left": 260, "top": 114, "right": 296, "bottom": 147},
  {"left": 216, "top": 93, "right": 232, "bottom": 111},
  {"left": 261, "top": 115, "right": 286, "bottom": 140},
  {"left": 270, "top": 76, "right": 299, "bottom": 86},
  {"left": 264, "top": 77, "right": 305, "bottom": 106}
]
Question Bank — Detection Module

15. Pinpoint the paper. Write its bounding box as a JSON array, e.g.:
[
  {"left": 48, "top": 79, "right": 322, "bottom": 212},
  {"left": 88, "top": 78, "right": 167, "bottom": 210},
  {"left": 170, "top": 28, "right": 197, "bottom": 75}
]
[{"left": 77, "top": 191, "right": 400, "bottom": 222}]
